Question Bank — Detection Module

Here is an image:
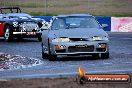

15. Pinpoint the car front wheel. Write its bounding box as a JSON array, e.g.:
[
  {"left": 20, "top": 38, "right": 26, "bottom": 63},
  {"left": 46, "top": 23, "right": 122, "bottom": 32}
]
[
  {"left": 4, "top": 25, "right": 13, "bottom": 42},
  {"left": 49, "top": 55, "right": 57, "bottom": 61},
  {"left": 42, "top": 51, "right": 49, "bottom": 59},
  {"left": 101, "top": 52, "right": 109, "bottom": 59},
  {"left": 42, "top": 43, "right": 49, "bottom": 59},
  {"left": 47, "top": 39, "right": 57, "bottom": 61},
  {"left": 92, "top": 53, "right": 99, "bottom": 59}
]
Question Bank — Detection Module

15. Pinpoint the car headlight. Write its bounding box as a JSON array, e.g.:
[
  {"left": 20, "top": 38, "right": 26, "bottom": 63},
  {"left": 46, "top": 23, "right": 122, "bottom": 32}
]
[
  {"left": 52, "top": 38, "right": 70, "bottom": 42},
  {"left": 13, "top": 22, "right": 18, "bottom": 27},
  {"left": 35, "top": 25, "right": 39, "bottom": 30},
  {"left": 103, "top": 36, "right": 109, "bottom": 41},
  {"left": 92, "top": 36, "right": 109, "bottom": 41}
]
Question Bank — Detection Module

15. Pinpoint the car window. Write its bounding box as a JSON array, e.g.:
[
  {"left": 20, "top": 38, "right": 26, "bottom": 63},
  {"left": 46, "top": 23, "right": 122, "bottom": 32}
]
[
  {"left": 52, "top": 16, "right": 100, "bottom": 30},
  {"left": 6, "top": 13, "right": 32, "bottom": 19},
  {"left": 52, "top": 18, "right": 66, "bottom": 30},
  {"left": 66, "top": 17, "right": 100, "bottom": 29}
]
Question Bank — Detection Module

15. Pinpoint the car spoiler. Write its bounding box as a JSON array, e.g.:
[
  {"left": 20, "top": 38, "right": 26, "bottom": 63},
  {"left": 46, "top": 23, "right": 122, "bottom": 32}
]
[{"left": 0, "top": 7, "right": 21, "bottom": 13}]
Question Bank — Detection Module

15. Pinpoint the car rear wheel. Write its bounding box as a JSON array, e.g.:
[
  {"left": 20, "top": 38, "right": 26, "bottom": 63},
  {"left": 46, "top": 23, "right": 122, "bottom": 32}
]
[
  {"left": 101, "top": 52, "right": 109, "bottom": 59},
  {"left": 4, "top": 25, "right": 13, "bottom": 42}
]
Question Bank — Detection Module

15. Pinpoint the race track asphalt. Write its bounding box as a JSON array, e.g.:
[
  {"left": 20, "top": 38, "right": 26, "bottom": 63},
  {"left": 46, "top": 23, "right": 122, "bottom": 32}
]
[{"left": 0, "top": 32, "right": 132, "bottom": 79}]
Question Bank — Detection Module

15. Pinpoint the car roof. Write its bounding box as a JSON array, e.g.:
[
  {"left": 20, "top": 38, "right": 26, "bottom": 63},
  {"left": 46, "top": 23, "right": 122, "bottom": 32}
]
[
  {"left": 51, "top": 14, "right": 93, "bottom": 20},
  {"left": 54, "top": 14, "right": 92, "bottom": 18}
]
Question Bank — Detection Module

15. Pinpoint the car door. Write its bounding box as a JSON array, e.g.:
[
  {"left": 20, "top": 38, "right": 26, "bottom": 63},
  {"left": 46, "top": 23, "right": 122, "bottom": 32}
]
[
  {"left": 42, "top": 28, "right": 50, "bottom": 50},
  {"left": 0, "top": 21, "right": 5, "bottom": 37}
]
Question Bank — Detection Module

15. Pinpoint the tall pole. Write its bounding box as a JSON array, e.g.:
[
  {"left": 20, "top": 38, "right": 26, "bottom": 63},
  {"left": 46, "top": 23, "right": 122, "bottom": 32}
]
[{"left": 45, "top": 0, "right": 47, "bottom": 16}]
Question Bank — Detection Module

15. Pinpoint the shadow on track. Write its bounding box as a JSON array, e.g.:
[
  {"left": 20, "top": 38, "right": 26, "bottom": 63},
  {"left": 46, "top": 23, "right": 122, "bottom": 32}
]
[
  {"left": 44, "top": 56, "right": 104, "bottom": 61},
  {"left": 0, "top": 38, "right": 39, "bottom": 43}
]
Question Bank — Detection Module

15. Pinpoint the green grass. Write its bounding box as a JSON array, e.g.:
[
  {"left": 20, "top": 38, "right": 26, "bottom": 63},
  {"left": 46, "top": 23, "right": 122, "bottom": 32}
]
[
  {"left": 1, "top": 0, "right": 132, "bottom": 16},
  {"left": 0, "top": 2, "right": 80, "bottom": 8},
  {"left": 30, "top": 12, "right": 57, "bottom": 16},
  {"left": 30, "top": 12, "right": 132, "bottom": 17},
  {"left": 0, "top": 2, "right": 45, "bottom": 8},
  {"left": 90, "top": 12, "right": 132, "bottom": 17}
]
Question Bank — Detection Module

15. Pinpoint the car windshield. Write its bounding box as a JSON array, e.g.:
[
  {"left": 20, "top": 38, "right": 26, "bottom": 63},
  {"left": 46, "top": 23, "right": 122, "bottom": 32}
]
[
  {"left": 52, "top": 16, "right": 100, "bottom": 30},
  {"left": 6, "top": 13, "right": 32, "bottom": 19}
]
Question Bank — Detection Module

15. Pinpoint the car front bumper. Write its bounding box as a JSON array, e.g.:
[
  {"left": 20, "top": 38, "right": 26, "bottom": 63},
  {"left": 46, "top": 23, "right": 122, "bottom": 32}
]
[
  {"left": 13, "top": 31, "right": 42, "bottom": 38},
  {"left": 49, "top": 41, "right": 109, "bottom": 57}
]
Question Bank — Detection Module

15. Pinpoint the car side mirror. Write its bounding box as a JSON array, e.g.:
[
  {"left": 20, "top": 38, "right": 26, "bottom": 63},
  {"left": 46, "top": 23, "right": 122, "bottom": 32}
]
[
  {"left": 41, "top": 24, "right": 49, "bottom": 31},
  {"left": 101, "top": 24, "right": 108, "bottom": 28}
]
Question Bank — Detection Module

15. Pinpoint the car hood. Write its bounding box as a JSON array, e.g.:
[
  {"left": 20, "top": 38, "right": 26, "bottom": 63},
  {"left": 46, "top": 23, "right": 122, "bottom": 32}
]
[
  {"left": 6, "top": 17, "right": 37, "bottom": 22},
  {"left": 15, "top": 19, "right": 36, "bottom": 22},
  {"left": 51, "top": 28, "right": 108, "bottom": 38}
]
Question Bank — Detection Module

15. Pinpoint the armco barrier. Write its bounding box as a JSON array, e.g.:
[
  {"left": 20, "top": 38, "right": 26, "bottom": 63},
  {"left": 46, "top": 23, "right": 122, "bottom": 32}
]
[
  {"left": 95, "top": 16, "right": 111, "bottom": 31},
  {"left": 111, "top": 17, "right": 132, "bottom": 32},
  {"left": 33, "top": 16, "right": 132, "bottom": 32},
  {"left": 34, "top": 16, "right": 111, "bottom": 31},
  {"left": 33, "top": 16, "right": 52, "bottom": 22}
]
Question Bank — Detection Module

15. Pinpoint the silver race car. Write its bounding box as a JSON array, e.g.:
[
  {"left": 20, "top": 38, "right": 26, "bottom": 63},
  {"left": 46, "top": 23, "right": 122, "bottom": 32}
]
[{"left": 41, "top": 14, "right": 109, "bottom": 60}]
